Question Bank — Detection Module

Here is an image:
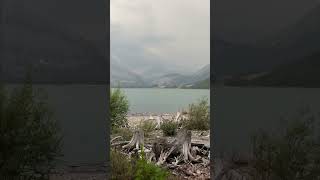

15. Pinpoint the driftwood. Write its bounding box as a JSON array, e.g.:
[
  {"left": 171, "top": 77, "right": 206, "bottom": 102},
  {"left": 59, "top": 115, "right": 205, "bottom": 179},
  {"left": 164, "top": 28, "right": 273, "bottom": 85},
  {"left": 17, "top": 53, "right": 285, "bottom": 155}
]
[
  {"left": 111, "top": 127, "right": 210, "bottom": 179},
  {"left": 174, "top": 112, "right": 181, "bottom": 123},
  {"left": 111, "top": 141, "right": 130, "bottom": 147},
  {"left": 111, "top": 136, "right": 123, "bottom": 143},
  {"left": 173, "top": 111, "right": 189, "bottom": 125},
  {"left": 155, "top": 116, "right": 163, "bottom": 129}
]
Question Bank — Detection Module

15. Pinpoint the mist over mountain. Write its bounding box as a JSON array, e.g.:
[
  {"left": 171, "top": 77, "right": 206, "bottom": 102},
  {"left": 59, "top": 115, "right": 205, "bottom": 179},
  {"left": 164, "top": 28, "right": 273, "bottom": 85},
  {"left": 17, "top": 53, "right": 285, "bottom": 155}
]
[
  {"left": 110, "top": 62, "right": 210, "bottom": 89},
  {"left": 110, "top": 57, "right": 146, "bottom": 87}
]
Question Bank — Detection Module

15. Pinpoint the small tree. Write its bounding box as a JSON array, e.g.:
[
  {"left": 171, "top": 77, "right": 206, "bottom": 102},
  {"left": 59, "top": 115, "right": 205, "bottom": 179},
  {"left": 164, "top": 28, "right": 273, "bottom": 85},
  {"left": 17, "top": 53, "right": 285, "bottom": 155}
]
[
  {"left": 0, "top": 80, "right": 62, "bottom": 179},
  {"left": 135, "top": 147, "right": 169, "bottom": 180},
  {"left": 183, "top": 97, "right": 210, "bottom": 130},
  {"left": 110, "top": 88, "right": 129, "bottom": 129}
]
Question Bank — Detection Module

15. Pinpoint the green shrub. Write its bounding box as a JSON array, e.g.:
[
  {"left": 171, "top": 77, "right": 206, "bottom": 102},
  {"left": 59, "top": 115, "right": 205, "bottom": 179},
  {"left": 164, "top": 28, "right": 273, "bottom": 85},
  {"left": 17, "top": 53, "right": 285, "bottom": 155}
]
[
  {"left": 0, "top": 81, "right": 62, "bottom": 179},
  {"left": 135, "top": 148, "right": 169, "bottom": 180},
  {"left": 112, "top": 127, "right": 132, "bottom": 141},
  {"left": 111, "top": 149, "right": 134, "bottom": 180},
  {"left": 110, "top": 88, "right": 129, "bottom": 129},
  {"left": 183, "top": 97, "right": 210, "bottom": 130},
  {"left": 111, "top": 148, "right": 170, "bottom": 180},
  {"left": 250, "top": 107, "right": 320, "bottom": 180},
  {"left": 138, "top": 120, "right": 156, "bottom": 137},
  {"left": 160, "top": 120, "right": 178, "bottom": 136}
]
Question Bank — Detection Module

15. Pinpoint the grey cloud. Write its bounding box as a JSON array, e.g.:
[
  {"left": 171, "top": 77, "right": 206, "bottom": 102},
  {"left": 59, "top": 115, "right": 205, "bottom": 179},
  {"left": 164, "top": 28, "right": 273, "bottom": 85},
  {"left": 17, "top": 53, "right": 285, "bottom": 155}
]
[{"left": 111, "top": 0, "right": 210, "bottom": 74}]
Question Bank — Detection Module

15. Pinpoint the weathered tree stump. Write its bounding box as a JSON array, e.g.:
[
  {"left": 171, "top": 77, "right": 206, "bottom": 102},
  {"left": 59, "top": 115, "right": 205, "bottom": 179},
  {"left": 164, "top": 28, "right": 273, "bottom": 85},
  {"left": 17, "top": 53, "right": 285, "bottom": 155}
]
[
  {"left": 155, "top": 129, "right": 201, "bottom": 165},
  {"left": 155, "top": 116, "right": 163, "bottom": 129},
  {"left": 122, "top": 129, "right": 144, "bottom": 151}
]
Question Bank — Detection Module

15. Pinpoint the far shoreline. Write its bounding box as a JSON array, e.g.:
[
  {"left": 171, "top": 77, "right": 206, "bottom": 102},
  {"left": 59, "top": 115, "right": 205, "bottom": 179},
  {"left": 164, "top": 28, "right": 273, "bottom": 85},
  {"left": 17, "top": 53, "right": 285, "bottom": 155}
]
[{"left": 112, "top": 87, "right": 210, "bottom": 90}]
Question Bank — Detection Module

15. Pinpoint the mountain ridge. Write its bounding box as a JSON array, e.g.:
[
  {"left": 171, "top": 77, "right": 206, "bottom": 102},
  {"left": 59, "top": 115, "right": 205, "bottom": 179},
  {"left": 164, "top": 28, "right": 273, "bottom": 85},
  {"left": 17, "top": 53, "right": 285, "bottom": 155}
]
[{"left": 110, "top": 64, "right": 210, "bottom": 89}]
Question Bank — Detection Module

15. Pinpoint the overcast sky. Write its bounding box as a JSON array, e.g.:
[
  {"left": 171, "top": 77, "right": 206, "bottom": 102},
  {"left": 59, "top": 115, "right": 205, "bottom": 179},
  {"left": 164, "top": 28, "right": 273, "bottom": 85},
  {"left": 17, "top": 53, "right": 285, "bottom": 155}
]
[{"left": 111, "top": 0, "right": 210, "bottom": 73}]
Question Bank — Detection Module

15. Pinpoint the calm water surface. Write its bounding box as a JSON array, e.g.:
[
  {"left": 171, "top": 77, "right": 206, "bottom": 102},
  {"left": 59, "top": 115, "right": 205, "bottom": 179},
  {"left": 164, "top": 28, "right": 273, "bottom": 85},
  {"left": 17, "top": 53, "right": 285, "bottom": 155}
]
[
  {"left": 7, "top": 85, "right": 320, "bottom": 162},
  {"left": 120, "top": 88, "right": 210, "bottom": 113}
]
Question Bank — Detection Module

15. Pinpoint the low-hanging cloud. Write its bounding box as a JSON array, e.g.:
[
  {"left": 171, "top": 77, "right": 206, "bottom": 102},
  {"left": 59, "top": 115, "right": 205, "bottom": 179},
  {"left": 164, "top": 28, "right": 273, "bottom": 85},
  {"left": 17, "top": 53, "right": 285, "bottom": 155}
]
[{"left": 111, "top": 0, "right": 210, "bottom": 74}]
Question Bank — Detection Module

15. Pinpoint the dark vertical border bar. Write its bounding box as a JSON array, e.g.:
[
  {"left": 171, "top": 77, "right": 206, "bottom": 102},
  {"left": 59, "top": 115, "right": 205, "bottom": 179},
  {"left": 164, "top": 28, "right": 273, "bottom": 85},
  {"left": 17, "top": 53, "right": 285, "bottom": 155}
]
[
  {"left": 105, "top": 0, "right": 111, "bottom": 179},
  {"left": 210, "top": 0, "right": 215, "bottom": 179},
  {"left": 1, "top": 0, "right": 110, "bottom": 178}
]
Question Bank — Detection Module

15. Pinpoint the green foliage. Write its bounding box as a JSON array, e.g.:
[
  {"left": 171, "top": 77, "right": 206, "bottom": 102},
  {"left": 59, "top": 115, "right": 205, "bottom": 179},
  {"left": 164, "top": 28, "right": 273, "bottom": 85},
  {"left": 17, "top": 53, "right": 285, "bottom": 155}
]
[
  {"left": 160, "top": 120, "right": 178, "bottom": 136},
  {"left": 250, "top": 108, "right": 320, "bottom": 180},
  {"left": 135, "top": 147, "right": 169, "bottom": 180},
  {"left": 112, "top": 127, "right": 132, "bottom": 141},
  {"left": 0, "top": 81, "right": 62, "bottom": 179},
  {"left": 110, "top": 147, "right": 169, "bottom": 180},
  {"left": 110, "top": 149, "right": 134, "bottom": 180},
  {"left": 110, "top": 88, "right": 129, "bottom": 129},
  {"left": 183, "top": 97, "right": 210, "bottom": 130},
  {"left": 138, "top": 120, "right": 156, "bottom": 137}
]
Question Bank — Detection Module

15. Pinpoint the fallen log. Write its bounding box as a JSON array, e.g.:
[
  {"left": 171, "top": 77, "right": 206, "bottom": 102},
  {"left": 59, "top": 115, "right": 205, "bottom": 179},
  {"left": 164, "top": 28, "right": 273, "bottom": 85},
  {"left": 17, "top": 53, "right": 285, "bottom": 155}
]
[
  {"left": 191, "top": 141, "right": 210, "bottom": 149},
  {"left": 111, "top": 136, "right": 123, "bottom": 143},
  {"left": 111, "top": 141, "right": 130, "bottom": 147}
]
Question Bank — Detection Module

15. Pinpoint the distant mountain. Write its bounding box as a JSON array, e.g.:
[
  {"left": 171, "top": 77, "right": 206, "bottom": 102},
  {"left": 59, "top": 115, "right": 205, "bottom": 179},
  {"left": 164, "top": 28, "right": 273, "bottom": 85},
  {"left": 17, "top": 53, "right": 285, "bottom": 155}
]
[
  {"left": 149, "top": 73, "right": 188, "bottom": 88},
  {"left": 224, "top": 52, "right": 320, "bottom": 87},
  {"left": 110, "top": 59, "right": 146, "bottom": 88},
  {"left": 183, "top": 78, "right": 210, "bottom": 89},
  {"left": 110, "top": 62, "right": 210, "bottom": 88},
  {"left": 188, "top": 64, "right": 210, "bottom": 84},
  {"left": 149, "top": 64, "right": 210, "bottom": 89}
]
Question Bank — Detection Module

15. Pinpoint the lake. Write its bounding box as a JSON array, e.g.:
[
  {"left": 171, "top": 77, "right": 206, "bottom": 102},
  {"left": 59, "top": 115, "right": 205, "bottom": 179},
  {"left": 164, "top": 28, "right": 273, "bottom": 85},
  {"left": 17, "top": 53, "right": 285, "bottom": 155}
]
[
  {"left": 5, "top": 85, "right": 209, "bottom": 165},
  {"left": 5, "top": 85, "right": 320, "bottom": 164},
  {"left": 119, "top": 88, "right": 210, "bottom": 113}
]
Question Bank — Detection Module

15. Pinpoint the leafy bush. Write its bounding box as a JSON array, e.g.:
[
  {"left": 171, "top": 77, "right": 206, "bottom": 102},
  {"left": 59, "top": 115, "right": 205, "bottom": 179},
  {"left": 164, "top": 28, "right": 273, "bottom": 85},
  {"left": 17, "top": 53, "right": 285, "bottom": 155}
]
[
  {"left": 160, "top": 120, "right": 178, "bottom": 136},
  {"left": 112, "top": 127, "right": 132, "bottom": 141},
  {"left": 111, "top": 149, "right": 134, "bottom": 180},
  {"left": 135, "top": 148, "right": 169, "bottom": 180},
  {"left": 183, "top": 97, "right": 210, "bottom": 130},
  {"left": 111, "top": 148, "right": 169, "bottom": 180},
  {"left": 0, "top": 81, "right": 62, "bottom": 179},
  {"left": 110, "top": 88, "right": 129, "bottom": 129},
  {"left": 138, "top": 120, "right": 156, "bottom": 137},
  {"left": 250, "top": 107, "right": 320, "bottom": 180}
]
